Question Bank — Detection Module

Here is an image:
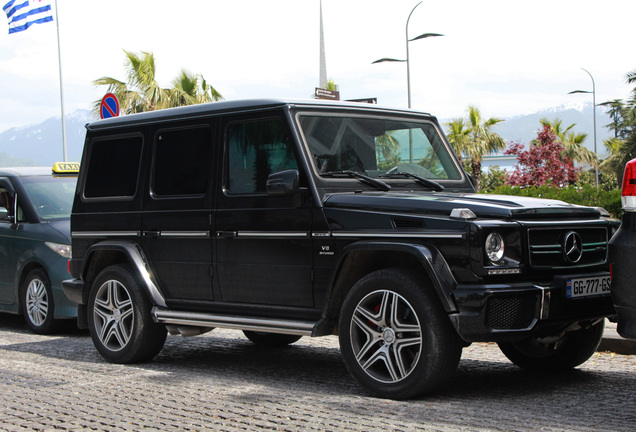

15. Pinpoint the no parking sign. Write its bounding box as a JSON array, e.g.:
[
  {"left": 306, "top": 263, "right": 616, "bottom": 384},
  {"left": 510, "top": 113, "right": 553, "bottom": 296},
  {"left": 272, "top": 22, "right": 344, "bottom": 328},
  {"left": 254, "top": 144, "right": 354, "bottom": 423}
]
[{"left": 100, "top": 93, "right": 120, "bottom": 119}]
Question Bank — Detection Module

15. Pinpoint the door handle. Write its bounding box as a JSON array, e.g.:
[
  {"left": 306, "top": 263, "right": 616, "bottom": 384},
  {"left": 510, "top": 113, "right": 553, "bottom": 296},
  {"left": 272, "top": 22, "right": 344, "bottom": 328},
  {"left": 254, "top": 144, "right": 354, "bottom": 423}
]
[
  {"left": 216, "top": 231, "right": 237, "bottom": 238},
  {"left": 143, "top": 231, "right": 161, "bottom": 238}
]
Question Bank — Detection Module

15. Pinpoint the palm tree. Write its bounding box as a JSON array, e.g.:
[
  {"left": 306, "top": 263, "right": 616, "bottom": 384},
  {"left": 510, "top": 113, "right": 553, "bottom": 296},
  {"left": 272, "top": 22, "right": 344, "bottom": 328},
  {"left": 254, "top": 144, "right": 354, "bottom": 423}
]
[
  {"left": 170, "top": 70, "right": 223, "bottom": 107},
  {"left": 92, "top": 50, "right": 223, "bottom": 116},
  {"left": 598, "top": 70, "right": 636, "bottom": 183},
  {"left": 445, "top": 118, "right": 471, "bottom": 164},
  {"left": 539, "top": 118, "right": 598, "bottom": 166},
  {"left": 601, "top": 137, "right": 630, "bottom": 185},
  {"left": 463, "top": 106, "right": 506, "bottom": 190},
  {"left": 375, "top": 131, "right": 401, "bottom": 170},
  {"left": 627, "top": 69, "right": 636, "bottom": 105}
]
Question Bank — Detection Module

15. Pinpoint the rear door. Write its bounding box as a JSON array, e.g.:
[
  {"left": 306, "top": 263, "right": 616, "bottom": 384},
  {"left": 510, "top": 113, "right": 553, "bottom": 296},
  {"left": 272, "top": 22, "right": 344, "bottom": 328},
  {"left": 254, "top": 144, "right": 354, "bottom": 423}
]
[{"left": 140, "top": 122, "right": 216, "bottom": 305}]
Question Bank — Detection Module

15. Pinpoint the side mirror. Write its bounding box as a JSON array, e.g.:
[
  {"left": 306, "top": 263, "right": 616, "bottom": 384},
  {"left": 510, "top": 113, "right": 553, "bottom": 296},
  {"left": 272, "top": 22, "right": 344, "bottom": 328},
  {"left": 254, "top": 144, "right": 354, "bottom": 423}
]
[
  {"left": 266, "top": 169, "right": 300, "bottom": 196},
  {"left": 0, "top": 207, "right": 8, "bottom": 221}
]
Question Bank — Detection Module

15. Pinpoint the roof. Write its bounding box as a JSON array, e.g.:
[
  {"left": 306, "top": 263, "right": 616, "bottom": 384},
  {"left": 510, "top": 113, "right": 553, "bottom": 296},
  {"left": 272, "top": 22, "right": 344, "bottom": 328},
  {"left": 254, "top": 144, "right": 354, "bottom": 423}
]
[
  {"left": 0, "top": 167, "right": 55, "bottom": 177},
  {"left": 86, "top": 98, "right": 434, "bottom": 131}
]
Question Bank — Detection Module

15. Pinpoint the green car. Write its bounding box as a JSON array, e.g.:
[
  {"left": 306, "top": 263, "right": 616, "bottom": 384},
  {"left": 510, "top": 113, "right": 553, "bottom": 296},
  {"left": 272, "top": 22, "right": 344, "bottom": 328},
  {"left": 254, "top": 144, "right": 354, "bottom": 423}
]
[{"left": 0, "top": 163, "right": 79, "bottom": 334}]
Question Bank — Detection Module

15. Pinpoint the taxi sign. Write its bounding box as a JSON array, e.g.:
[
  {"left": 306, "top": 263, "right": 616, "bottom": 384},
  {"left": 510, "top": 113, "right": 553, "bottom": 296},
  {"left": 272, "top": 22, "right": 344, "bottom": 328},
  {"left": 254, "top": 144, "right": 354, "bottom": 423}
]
[{"left": 52, "top": 162, "right": 80, "bottom": 174}]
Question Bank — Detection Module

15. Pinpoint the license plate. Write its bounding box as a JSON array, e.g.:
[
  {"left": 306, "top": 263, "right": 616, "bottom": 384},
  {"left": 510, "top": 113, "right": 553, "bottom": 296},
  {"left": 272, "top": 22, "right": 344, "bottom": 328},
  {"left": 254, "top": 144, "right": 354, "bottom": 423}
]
[{"left": 566, "top": 275, "right": 611, "bottom": 298}]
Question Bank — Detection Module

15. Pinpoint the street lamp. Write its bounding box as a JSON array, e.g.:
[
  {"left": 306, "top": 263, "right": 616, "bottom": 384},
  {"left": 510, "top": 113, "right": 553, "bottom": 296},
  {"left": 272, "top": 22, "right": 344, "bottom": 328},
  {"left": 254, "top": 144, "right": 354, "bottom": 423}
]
[
  {"left": 372, "top": 1, "right": 443, "bottom": 108},
  {"left": 568, "top": 68, "right": 598, "bottom": 188}
]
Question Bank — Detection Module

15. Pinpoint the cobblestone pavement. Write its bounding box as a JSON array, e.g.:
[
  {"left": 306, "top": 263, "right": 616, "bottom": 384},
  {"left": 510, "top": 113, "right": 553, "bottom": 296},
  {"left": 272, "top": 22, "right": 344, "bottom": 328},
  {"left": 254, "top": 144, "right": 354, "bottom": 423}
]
[{"left": 1, "top": 314, "right": 635, "bottom": 432}]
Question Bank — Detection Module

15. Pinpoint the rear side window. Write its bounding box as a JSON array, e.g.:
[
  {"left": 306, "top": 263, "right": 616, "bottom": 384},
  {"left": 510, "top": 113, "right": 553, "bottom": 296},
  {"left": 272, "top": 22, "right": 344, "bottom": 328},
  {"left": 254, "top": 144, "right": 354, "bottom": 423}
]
[
  {"left": 226, "top": 118, "right": 297, "bottom": 194},
  {"left": 84, "top": 136, "right": 143, "bottom": 198},
  {"left": 152, "top": 126, "right": 212, "bottom": 197}
]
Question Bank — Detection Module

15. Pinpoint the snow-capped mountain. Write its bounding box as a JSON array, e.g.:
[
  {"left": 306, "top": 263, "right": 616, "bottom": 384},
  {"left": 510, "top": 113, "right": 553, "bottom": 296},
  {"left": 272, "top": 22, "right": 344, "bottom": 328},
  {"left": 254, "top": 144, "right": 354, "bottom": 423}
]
[
  {"left": 490, "top": 102, "right": 612, "bottom": 155},
  {"left": 0, "top": 109, "right": 93, "bottom": 167},
  {"left": 0, "top": 103, "right": 615, "bottom": 167}
]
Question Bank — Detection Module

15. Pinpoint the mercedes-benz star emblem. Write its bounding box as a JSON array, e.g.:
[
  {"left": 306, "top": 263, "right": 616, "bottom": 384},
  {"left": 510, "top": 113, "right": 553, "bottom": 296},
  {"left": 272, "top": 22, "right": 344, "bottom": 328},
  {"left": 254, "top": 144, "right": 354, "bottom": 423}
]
[{"left": 563, "top": 231, "right": 583, "bottom": 263}]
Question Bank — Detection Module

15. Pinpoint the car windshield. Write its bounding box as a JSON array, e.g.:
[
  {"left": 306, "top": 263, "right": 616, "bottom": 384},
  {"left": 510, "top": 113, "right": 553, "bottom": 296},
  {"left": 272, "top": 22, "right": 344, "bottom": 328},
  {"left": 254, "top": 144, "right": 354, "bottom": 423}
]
[
  {"left": 298, "top": 114, "right": 462, "bottom": 183},
  {"left": 21, "top": 175, "right": 77, "bottom": 220}
]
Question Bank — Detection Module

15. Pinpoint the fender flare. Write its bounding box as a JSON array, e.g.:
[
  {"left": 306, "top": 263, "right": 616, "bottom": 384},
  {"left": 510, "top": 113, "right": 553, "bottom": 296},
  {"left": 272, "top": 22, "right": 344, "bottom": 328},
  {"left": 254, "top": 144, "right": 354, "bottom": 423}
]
[
  {"left": 81, "top": 240, "right": 167, "bottom": 308},
  {"left": 326, "top": 241, "right": 458, "bottom": 316}
]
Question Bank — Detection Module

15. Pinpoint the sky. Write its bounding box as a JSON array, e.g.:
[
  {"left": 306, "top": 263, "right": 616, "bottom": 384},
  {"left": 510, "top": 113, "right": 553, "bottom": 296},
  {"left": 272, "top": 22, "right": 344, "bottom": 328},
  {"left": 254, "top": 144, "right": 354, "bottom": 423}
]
[{"left": 0, "top": 0, "right": 634, "bottom": 133}]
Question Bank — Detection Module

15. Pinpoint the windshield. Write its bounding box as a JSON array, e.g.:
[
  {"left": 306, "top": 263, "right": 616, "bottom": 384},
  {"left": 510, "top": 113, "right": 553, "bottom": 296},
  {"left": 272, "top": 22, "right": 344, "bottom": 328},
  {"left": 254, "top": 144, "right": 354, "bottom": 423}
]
[
  {"left": 299, "top": 114, "right": 462, "bottom": 182},
  {"left": 21, "top": 176, "right": 77, "bottom": 220}
]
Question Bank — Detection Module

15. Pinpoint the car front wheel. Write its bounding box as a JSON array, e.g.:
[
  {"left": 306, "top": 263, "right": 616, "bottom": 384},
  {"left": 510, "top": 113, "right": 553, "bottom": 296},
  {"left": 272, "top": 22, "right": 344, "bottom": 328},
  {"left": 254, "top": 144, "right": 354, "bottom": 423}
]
[
  {"left": 22, "top": 268, "right": 59, "bottom": 334},
  {"left": 498, "top": 320, "right": 605, "bottom": 371},
  {"left": 339, "top": 268, "right": 462, "bottom": 399},
  {"left": 88, "top": 264, "right": 167, "bottom": 364}
]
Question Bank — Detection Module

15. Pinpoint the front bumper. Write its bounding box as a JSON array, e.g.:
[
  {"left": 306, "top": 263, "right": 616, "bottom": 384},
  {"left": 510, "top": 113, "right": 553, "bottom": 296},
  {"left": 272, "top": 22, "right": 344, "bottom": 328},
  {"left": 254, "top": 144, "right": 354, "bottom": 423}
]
[
  {"left": 451, "top": 272, "right": 614, "bottom": 343},
  {"left": 62, "top": 278, "right": 85, "bottom": 305}
]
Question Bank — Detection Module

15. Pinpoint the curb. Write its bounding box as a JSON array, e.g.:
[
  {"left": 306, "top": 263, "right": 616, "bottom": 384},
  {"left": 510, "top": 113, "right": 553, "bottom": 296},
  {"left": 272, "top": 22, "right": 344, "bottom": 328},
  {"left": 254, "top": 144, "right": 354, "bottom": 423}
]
[{"left": 598, "top": 319, "right": 636, "bottom": 355}]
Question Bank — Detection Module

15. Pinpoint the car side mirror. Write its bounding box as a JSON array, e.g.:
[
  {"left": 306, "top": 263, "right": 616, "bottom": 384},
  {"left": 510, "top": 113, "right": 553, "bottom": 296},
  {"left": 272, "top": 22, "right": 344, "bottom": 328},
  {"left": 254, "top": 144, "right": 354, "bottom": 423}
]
[
  {"left": 266, "top": 169, "right": 300, "bottom": 196},
  {"left": 0, "top": 207, "right": 9, "bottom": 221}
]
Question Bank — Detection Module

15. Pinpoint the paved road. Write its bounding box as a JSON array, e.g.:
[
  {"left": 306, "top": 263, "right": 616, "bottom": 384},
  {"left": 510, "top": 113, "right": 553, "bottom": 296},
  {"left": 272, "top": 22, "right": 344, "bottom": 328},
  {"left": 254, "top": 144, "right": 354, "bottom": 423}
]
[{"left": 1, "top": 314, "right": 635, "bottom": 432}]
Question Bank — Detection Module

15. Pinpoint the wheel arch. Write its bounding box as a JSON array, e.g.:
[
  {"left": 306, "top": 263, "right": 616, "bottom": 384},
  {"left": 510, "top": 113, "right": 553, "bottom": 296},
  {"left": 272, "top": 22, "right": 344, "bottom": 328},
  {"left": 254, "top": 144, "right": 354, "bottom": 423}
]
[
  {"left": 321, "top": 241, "right": 458, "bottom": 330},
  {"left": 80, "top": 241, "right": 166, "bottom": 308}
]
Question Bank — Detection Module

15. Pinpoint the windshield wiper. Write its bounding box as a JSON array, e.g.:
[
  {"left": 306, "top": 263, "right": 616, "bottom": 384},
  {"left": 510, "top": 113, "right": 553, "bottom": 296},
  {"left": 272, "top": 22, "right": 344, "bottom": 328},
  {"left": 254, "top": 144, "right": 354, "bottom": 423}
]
[
  {"left": 380, "top": 171, "right": 444, "bottom": 192},
  {"left": 322, "top": 170, "right": 391, "bottom": 192}
]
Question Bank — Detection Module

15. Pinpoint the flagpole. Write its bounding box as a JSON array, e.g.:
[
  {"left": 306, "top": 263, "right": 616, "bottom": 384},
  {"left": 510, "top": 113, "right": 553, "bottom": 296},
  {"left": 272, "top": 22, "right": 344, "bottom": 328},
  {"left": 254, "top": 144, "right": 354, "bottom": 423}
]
[{"left": 53, "top": 0, "right": 67, "bottom": 162}]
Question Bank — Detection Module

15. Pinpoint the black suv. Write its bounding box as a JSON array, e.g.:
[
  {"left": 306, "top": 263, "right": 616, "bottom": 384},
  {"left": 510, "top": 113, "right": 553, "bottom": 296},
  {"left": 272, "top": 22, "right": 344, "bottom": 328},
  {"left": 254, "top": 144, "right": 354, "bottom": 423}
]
[{"left": 64, "top": 99, "right": 615, "bottom": 399}]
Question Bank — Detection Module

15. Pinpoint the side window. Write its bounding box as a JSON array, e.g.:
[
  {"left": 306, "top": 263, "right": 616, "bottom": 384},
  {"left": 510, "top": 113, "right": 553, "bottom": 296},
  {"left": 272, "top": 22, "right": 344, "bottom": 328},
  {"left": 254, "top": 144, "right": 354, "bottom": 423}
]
[
  {"left": 226, "top": 118, "right": 298, "bottom": 194},
  {"left": 0, "top": 186, "right": 13, "bottom": 221},
  {"left": 152, "top": 126, "right": 212, "bottom": 197},
  {"left": 84, "top": 136, "right": 143, "bottom": 199}
]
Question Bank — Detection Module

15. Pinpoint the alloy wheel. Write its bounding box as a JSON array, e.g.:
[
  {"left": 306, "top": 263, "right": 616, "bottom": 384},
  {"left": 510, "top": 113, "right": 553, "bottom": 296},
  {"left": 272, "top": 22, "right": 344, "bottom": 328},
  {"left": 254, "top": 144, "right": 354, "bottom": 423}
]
[
  {"left": 25, "top": 278, "right": 49, "bottom": 326},
  {"left": 93, "top": 279, "right": 134, "bottom": 351},
  {"left": 349, "top": 289, "right": 423, "bottom": 383}
]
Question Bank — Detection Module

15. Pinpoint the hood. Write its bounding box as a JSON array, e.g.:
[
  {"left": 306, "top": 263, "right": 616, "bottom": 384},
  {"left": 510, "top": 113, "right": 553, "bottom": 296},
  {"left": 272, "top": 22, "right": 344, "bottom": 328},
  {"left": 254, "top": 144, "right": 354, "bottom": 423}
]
[
  {"left": 47, "top": 219, "right": 71, "bottom": 243},
  {"left": 322, "top": 192, "right": 600, "bottom": 220}
]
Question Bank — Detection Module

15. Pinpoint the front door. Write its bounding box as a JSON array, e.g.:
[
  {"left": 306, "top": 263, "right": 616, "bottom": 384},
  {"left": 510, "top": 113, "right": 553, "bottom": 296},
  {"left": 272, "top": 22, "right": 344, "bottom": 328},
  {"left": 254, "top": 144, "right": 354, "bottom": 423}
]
[
  {"left": 0, "top": 179, "right": 16, "bottom": 303},
  {"left": 215, "top": 113, "right": 314, "bottom": 308}
]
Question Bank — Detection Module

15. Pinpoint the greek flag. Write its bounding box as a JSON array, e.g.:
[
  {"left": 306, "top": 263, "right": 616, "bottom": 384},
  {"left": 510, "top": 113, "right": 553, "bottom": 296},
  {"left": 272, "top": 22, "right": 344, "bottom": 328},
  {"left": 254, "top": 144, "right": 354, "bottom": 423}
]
[{"left": 3, "top": 0, "right": 53, "bottom": 34}]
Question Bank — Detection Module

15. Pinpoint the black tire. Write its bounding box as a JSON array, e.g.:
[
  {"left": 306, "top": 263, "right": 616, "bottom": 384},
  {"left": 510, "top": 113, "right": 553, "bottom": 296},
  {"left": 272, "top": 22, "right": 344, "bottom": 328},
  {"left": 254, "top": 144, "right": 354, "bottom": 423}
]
[
  {"left": 87, "top": 264, "right": 167, "bottom": 364},
  {"left": 338, "top": 268, "right": 462, "bottom": 399},
  {"left": 498, "top": 320, "right": 605, "bottom": 371},
  {"left": 21, "top": 268, "right": 60, "bottom": 335},
  {"left": 243, "top": 330, "right": 302, "bottom": 347}
]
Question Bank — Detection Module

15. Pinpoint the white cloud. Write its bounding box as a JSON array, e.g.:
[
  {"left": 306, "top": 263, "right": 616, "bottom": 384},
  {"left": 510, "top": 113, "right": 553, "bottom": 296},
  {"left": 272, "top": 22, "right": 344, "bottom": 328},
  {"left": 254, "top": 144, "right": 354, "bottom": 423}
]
[{"left": 0, "top": 0, "right": 633, "bottom": 132}]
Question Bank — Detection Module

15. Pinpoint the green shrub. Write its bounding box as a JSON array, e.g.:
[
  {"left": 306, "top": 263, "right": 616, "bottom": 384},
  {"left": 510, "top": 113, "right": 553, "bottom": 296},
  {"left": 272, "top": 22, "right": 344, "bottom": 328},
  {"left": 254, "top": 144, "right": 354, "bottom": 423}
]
[
  {"left": 485, "top": 184, "right": 622, "bottom": 218},
  {"left": 480, "top": 166, "right": 508, "bottom": 192}
]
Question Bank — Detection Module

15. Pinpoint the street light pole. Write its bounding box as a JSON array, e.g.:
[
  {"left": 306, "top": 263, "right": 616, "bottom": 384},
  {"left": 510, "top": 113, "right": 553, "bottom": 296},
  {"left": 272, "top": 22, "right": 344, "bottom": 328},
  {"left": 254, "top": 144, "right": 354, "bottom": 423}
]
[
  {"left": 372, "top": 2, "right": 443, "bottom": 109},
  {"left": 405, "top": 2, "right": 421, "bottom": 109},
  {"left": 568, "top": 68, "right": 598, "bottom": 188}
]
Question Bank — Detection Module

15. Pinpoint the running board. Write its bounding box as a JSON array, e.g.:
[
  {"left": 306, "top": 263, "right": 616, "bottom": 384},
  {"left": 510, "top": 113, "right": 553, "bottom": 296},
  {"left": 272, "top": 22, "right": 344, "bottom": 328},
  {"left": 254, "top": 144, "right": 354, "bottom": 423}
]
[{"left": 152, "top": 308, "right": 316, "bottom": 336}]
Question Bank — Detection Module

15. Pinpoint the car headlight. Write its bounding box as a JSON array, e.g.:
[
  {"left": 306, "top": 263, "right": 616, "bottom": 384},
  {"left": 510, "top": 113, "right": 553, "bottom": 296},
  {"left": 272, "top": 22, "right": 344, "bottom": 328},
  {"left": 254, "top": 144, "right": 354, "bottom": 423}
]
[
  {"left": 485, "top": 232, "right": 505, "bottom": 264},
  {"left": 45, "top": 242, "right": 71, "bottom": 258}
]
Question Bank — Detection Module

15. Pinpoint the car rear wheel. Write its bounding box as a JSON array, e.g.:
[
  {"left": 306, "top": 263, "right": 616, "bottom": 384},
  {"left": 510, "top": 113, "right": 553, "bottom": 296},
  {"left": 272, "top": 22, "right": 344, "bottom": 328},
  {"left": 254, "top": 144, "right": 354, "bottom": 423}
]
[
  {"left": 243, "top": 331, "right": 302, "bottom": 347},
  {"left": 339, "top": 268, "right": 462, "bottom": 399},
  {"left": 22, "top": 268, "right": 60, "bottom": 335},
  {"left": 498, "top": 320, "right": 605, "bottom": 371},
  {"left": 88, "top": 264, "right": 167, "bottom": 364}
]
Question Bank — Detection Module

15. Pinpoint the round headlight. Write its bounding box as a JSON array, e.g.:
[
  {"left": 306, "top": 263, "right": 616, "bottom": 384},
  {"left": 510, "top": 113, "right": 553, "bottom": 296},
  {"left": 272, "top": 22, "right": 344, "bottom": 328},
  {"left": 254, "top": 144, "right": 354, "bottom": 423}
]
[{"left": 485, "top": 232, "right": 505, "bottom": 263}]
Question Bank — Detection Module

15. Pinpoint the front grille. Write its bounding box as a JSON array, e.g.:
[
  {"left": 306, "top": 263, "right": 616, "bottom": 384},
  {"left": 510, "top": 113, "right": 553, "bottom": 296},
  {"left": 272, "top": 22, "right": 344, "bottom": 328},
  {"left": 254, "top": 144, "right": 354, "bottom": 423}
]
[
  {"left": 487, "top": 295, "right": 537, "bottom": 330},
  {"left": 528, "top": 227, "right": 608, "bottom": 269}
]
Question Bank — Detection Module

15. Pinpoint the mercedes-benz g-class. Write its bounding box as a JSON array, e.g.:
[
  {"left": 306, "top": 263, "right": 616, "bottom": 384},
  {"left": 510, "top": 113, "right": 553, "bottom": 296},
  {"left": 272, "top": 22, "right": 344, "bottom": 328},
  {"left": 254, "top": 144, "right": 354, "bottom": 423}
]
[{"left": 63, "top": 99, "right": 615, "bottom": 398}]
